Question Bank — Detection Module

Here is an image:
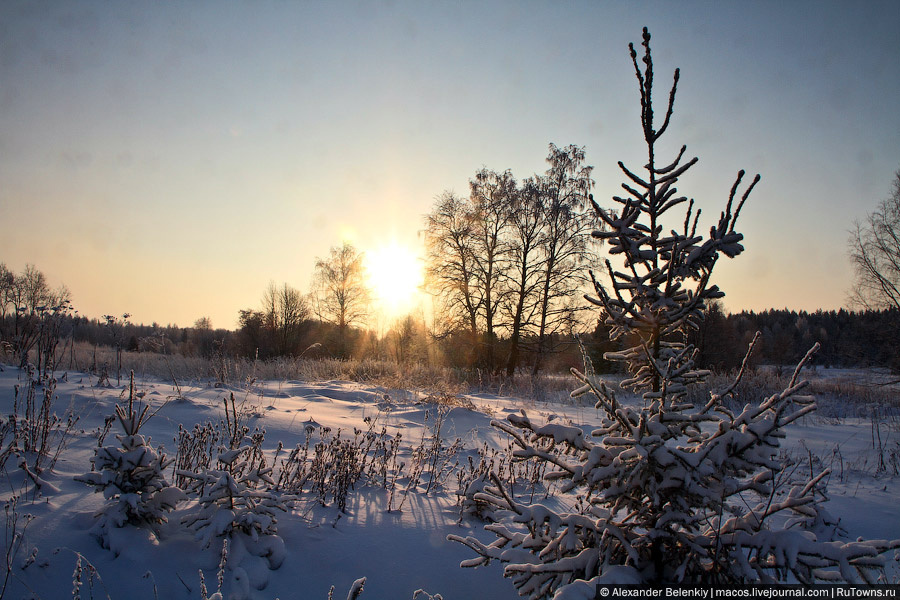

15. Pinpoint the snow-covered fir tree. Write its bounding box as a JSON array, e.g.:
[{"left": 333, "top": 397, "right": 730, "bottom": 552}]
[
  {"left": 76, "top": 372, "right": 185, "bottom": 550},
  {"left": 449, "top": 28, "right": 900, "bottom": 597}
]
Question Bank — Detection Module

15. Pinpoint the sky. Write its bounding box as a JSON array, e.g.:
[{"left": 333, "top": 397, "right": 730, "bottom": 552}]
[{"left": 2, "top": 0, "right": 899, "bottom": 329}]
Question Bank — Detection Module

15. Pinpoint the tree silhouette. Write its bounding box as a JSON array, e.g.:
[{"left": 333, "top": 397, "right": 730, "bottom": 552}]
[
  {"left": 530, "top": 144, "right": 595, "bottom": 375},
  {"left": 424, "top": 192, "right": 482, "bottom": 365},
  {"left": 312, "top": 242, "right": 370, "bottom": 357},
  {"left": 850, "top": 169, "right": 900, "bottom": 311}
]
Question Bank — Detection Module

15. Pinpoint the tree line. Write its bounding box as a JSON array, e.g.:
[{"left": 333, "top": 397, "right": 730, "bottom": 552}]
[
  {"left": 586, "top": 302, "right": 900, "bottom": 374},
  {"left": 8, "top": 263, "right": 899, "bottom": 376},
  {"left": 0, "top": 258, "right": 593, "bottom": 374},
  {"left": 694, "top": 304, "right": 900, "bottom": 371}
]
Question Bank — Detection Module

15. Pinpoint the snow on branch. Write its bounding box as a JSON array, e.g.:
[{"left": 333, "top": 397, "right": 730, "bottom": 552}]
[{"left": 450, "top": 27, "right": 899, "bottom": 598}]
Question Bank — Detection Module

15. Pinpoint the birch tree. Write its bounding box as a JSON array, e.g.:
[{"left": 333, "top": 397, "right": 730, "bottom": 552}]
[
  {"left": 531, "top": 144, "right": 595, "bottom": 375},
  {"left": 312, "top": 242, "right": 370, "bottom": 357},
  {"left": 424, "top": 192, "right": 482, "bottom": 363},
  {"left": 470, "top": 168, "right": 515, "bottom": 370},
  {"left": 502, "top": 177, "right": 545, "bottom": 376}
]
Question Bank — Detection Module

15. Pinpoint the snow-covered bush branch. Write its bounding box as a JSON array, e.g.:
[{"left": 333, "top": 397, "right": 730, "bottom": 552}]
[
  {"left": 175, "top": 420, "right": 287, "bottom": 596},
  {"left": 178, "top": 429, "right": 287, "bottom": 567}
]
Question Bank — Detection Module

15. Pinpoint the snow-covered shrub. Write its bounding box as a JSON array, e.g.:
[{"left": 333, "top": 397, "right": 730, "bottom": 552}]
[
  {"left": 66, "top": 549, "right": 112, "bottom": 600},
  {"left": 76, "top": 373, "right": 184, "bottom": 549},
  {"left": 273, "top": 433, "right": 313, "bottom": 493},
  {"left": 179, "top": 423, "right": 288, "bottom": 580},
  {"left": 0, "top": 414, "right": 15, "bottom": 471},
  {"left": 456, "top": 440, "right": 552, "bottom": 523},
  {"left": 455, "top": 445, "right": 500, "bottom": 523},
  {"left": 174, "top": 393, "right": 251, "bottom": 491},
  {"left": 275, "top": 422, "right": 373, "bottom": 511},
  {"left": 283, "top": 417, "right": 403, "bottom": 509},
  {"left": 416, "top": 407, "right": 463, "bottom": 495},
  {"left": 308, "top": 426, "right": 365, "bottom": 512},
  {"left": 392, "top": 406, "right": 463, "bottom": 512},
  {"left": 273, "top": 409, "right": 465, "bottom": 514},
  {"left": 174, "top": 419, "right": 234, "bottom": 488},
  {"left": 449, "top": 28, "right": 900, "bottom": 596}
]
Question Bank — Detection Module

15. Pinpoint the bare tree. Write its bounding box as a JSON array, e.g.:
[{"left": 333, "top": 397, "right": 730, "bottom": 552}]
[
  {"left": 277, "top": 283, "right": 310, "bottom": 355},
  {"left": 424, "top": 192, "right": 482, "bottom": 361},
  {"left": 425, "top": 155, "right": 597, "bottom": 373},
  {"left": 34, "top": 286, "right": 72, "bottom": 376},
  {"left": 188, "top": 317, "right": 217, "bottom": 359},
  {"left": 19, "top": 265, "right": 48, "bottom": 314},
  {"left": 0, "top": 263, "right": 70, "bottom": 369},
  {"left": 386, "top": 313, "right": 427, "bottom": 364},
  {"left": 849, "top": 169, "right": 900, "bottom": 311},
  {"left": 530, "top": 144, "right": 596, "bottom": 375},
  {"left": 469, "top": 168, "right": 515, "bottom": 370},
  {"left": 240, "top": 281, "right": 309, "bottom": 357},
  {"left": 501, "top": 177, "right": 545, "bottom": 376},
  {"left": 236, "top": 309, "right": 266, "bottom": 357},
  {"left": 312, "top": 242, "right": 370, "bottom": 357},
  {"left": 193, "top": 317, "right": 212, "bottom": 331}
]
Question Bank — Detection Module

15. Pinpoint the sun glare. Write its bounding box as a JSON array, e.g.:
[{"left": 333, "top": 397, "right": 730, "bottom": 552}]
[{"left": 365, "top": 242, "right": 423, "bottom": 318}]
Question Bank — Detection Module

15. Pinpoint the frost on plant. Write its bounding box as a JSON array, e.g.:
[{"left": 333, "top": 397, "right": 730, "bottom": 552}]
[
  {"left": 178, "top": 411, "right": 287, "bottom": 579},
  {"left": 76, "top": 372, "right": 185, "bottom": 550},
  {"left": 449, "top": 28, "right": 900, "bottom": 597}
]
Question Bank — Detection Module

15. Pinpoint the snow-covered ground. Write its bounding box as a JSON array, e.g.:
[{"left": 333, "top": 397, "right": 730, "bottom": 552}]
[{"left": 0, "top": 366, "right": 897, "bottom": 599}]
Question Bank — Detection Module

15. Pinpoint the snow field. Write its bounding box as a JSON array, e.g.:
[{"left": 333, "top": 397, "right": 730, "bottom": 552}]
[{"left": 0, "top": 367, "right": 897, "bottom": 599}]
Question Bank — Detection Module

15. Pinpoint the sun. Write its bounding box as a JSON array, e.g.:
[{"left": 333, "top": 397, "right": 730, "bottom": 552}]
[{"left": 365, "top": 242, "right": 423, "bottom": 318}]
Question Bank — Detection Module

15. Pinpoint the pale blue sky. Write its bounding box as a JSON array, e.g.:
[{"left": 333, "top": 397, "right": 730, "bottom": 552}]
[{"left": 2, "top": 1, "right": 898, "bottom": 328}]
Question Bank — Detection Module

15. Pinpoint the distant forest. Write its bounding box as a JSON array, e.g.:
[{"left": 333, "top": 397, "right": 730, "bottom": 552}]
[
  {"left": 9, "top": 304, "right": 896, "bottom": 375},
  {"left": 675, "top": 304, "right": 899, "bottom": 373},
  {"left": 3, "top": 263, "right": 898, "bottom": 375}
]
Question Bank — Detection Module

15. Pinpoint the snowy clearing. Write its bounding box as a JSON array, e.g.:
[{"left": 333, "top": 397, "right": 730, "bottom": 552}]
[{"left": 0, "top": 367, "right": 897, "bottom": 599}]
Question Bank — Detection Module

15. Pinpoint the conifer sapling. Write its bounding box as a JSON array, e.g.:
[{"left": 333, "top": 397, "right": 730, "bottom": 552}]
[
  {"left": 449, "top": 28, "right": 900, "bottom": 597},
  {"left": 76, "top": 372, "right": 185, "bottom": 550}
]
